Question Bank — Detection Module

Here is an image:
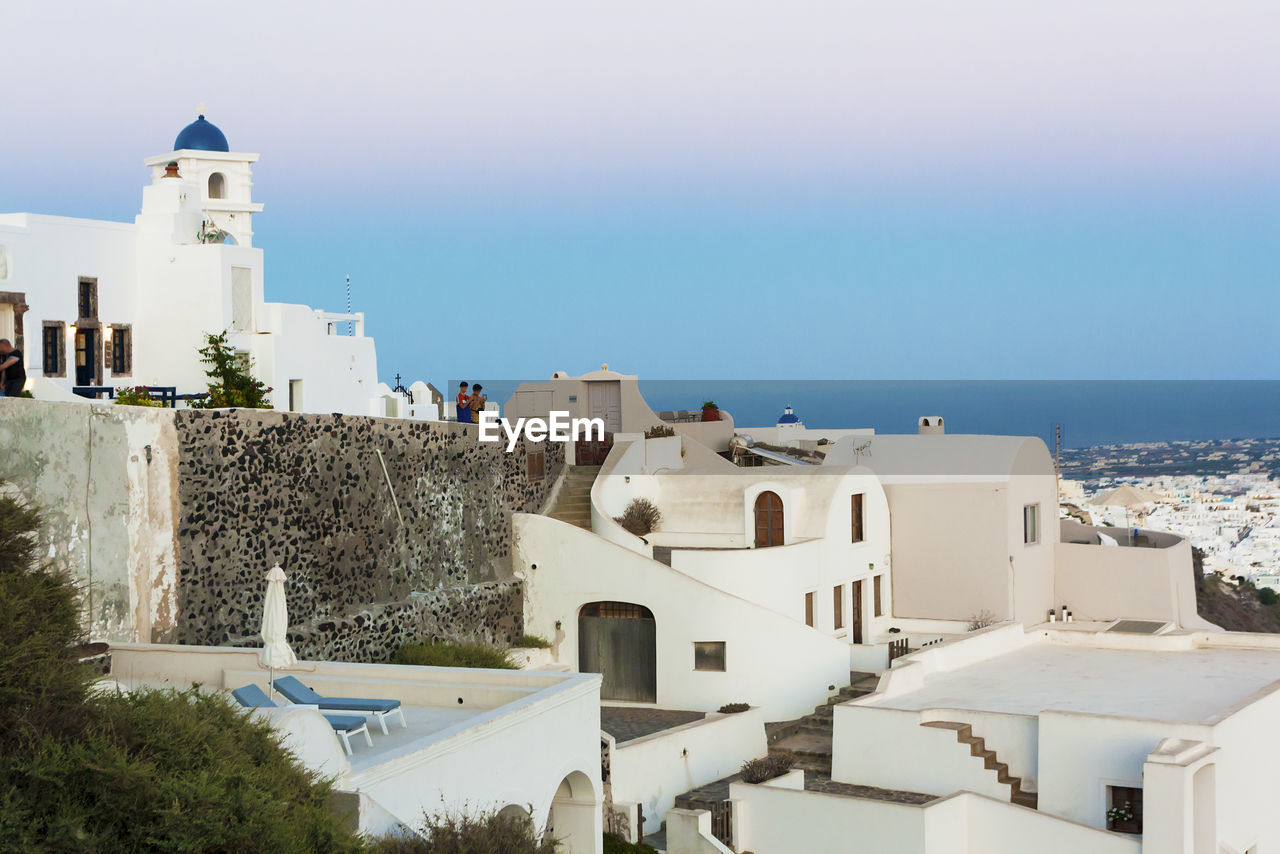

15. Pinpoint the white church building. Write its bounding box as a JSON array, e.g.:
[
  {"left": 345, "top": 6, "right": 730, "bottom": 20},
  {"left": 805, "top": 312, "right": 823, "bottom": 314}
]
[{"left": 0, "top": 114, "right": 386, "bottom": 415}]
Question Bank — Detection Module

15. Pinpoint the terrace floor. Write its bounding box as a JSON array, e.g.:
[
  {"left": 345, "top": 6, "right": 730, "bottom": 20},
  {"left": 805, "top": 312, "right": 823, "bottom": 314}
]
[
  {"left": 601, "top": 706, "right": 706, "bottom": 743},
  {"left": 345, "top": 705, "right": 483, "bottom": 772},
  {"left": 868, "top": 641, "right": 1280, "bottom": 723}
]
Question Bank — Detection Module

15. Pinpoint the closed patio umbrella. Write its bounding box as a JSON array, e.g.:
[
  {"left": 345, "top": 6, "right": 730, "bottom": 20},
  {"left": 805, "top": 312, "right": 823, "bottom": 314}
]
[{"left": 259, "top": 564, "right": 297, "bottom": 696}]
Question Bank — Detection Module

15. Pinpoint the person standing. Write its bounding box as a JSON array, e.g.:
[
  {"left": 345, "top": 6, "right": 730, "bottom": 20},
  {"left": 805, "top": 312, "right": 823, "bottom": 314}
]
[
  {"left": 455, "top": 381, "right": 471, "bottom": 424},
  {"left": 468, "top": 383, "right": 487, "bottom": 422},
  {"left": 0, "top": 339, "right": 26, "bottom": 397}
]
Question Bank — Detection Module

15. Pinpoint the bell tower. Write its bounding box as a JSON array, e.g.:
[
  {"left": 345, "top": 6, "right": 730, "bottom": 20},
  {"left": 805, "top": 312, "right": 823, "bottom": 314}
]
[{"left": 143, "top": 111, "right": 262, "bottom": 247}]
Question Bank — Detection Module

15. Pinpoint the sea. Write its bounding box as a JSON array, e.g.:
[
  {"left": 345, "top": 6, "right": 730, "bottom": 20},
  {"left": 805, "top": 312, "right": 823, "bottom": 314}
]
[{"left": 463, "top": 380, "right": 1280, "bottom": 450}]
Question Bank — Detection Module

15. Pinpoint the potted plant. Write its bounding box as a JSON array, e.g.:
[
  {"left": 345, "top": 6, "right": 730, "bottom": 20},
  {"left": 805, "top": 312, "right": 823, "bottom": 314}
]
[{"left": 701, "top": 400, "right": 720, "bottom": 422}]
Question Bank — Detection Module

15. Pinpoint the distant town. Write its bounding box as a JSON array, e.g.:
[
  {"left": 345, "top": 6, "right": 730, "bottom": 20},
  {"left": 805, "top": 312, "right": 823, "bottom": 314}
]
[{"left": 1061, "top": 437, "right": 1280, "bottom": 587}]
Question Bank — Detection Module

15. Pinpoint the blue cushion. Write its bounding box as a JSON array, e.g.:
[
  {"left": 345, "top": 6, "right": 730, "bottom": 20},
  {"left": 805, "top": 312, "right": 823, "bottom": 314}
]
[
  {"left": 231, "top": 684, "right": 278, "bottom": 708},
  {"left": 273, "top": 675, "right": 401, "bottom": 713}
]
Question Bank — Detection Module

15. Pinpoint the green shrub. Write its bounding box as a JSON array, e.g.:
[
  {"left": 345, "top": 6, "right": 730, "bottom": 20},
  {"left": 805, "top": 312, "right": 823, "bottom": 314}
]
[
  {"left": 718, "top": 702, "right": 750, "bottom": 714},
  {"left": 113, "top": 386, "right": 165, "bottom": 407},
  {"left": 643, "top": 425, "right": 675, "bottom": 439},
  {"left": 740, "top": 752, "right": 795, "bottom": 784},
  {"left": 603, "top": 833, "right": 658, "bottom": 854},
  {"left": 511, "top": 634, "right": 551, "bottom": 649},
  {"left": 701, "top": 400, "right": 718, "bottom": 410},
  {"left": 188, "top": 331, "right": 273, "bottom": 409},
  {"left": 614, "top": 498, "right": 661, "bottom": 537},
  {"left": 367, "top": 806, "right": 557, "bottom": 853},
  {"left": 1259, "top": 587, "right": 1279, "bottom": 606},
  {"left": 393, "top": 641, "right": 517, "bottom": 669},
  {"left": 0, "top": 487, "right": 359, "bottom": 852}
]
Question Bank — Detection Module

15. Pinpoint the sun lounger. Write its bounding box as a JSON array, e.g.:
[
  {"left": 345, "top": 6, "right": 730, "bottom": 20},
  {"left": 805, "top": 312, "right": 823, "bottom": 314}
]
[
  {"left": 231, "top": 683, "right": 373, "bottom": 756},
  {"left": 271, "top": 675, "right": 408, "bottom": 735}
]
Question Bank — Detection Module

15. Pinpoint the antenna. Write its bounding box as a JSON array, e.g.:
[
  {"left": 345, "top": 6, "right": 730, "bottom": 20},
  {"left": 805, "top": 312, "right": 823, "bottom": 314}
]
[{"left": 346, "top": 274, "right": 353, "bottom": 336}]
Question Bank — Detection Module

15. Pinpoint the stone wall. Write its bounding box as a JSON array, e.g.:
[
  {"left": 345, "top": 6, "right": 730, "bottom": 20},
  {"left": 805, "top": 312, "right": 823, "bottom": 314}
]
[{"left": 174, "top": 409, "right": 564, "bottom": 657}]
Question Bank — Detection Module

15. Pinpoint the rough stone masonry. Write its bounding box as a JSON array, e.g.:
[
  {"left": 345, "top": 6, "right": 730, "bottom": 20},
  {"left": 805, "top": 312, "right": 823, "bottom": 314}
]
[{"left": 173, "top": 408, "right": 563, "bottom": 659}]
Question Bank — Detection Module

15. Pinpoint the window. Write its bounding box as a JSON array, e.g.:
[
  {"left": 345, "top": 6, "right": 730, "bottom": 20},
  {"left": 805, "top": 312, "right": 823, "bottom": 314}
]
[
  {"left": 1106, "top": 785, "right": 1143, "bottom": 834},
  {"left": 42, "top": 321, "right": 65, "bottom": 376},
  {"left": 208, "top": 172, "right": 226, "bottom": 199},
  {"left": 109, "top": 324, "right": 131, "bottom": 376},
  {"left": 288, "top": 380, "right": 303, "bottom": 412},
  {"left": 1024, "top": 503, "right": 1040, "bottom": 545},
  {"left": 77, "top": 278, "right": 98, "bottom": 320},
  {"left": 851, "top": 493, "right": 865, "bottom": 543},
  {"left": 580, "top": 601, "right": 653, "bottom": 619},
  {"left": 874, "top": 574, "right": 884, "bottom": 617},
  {"left": 693, "top": 641, "right": 726, "bottom": 672},
  {"left": 527, "top": 450, "right": 546, "bottom": 481},
  {"left": 833, "top": 584, "right": 844, "bottom": 630},
  {"left": 804, "top": 591, "right": 815, "bottom": 627}
]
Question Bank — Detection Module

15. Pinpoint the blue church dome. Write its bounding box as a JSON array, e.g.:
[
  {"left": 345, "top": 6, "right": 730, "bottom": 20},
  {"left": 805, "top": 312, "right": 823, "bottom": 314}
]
[
  {"left": 173, "top": 115, "right": 229, "bottom": 152},
  {"left": 777, "top": 406, "right": 800, "bottom": 424}
]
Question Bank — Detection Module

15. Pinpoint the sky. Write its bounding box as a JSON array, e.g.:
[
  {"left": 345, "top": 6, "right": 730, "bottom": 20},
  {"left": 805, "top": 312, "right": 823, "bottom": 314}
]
[{"left": 4, "top": 0, "right": 1279, "bottom": 383}]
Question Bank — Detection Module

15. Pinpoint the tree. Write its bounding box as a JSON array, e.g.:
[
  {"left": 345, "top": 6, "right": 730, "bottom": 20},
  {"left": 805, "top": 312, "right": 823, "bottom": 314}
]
[{"left": 189, "top": 331, "right": 273, "bottom": 409}]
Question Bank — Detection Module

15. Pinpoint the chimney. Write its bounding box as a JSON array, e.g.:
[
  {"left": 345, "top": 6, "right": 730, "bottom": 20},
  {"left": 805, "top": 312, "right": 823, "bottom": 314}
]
[
  {"left": 163, "top": 161, "right": 181, "bottom": 179},
  {"left": 918, "top": 416, "right": 945, "bottom": 435}
]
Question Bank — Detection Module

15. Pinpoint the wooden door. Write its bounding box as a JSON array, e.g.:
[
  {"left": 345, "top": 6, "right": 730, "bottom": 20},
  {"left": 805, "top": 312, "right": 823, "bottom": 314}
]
[
  {"left": 851, "top": 579, "right": 864, "bottom": 644},
  {"left": 587, "top": 381, "right": 622, "bottom": 433},
  {"left": 579, "top": 602, "right": 656, "bottom": 702},
  {"left": 754, "top": 491, "right": 784, "bottom": 547},
  {"left": 74, "top": 327, "right": 98, "bottom": 386}
]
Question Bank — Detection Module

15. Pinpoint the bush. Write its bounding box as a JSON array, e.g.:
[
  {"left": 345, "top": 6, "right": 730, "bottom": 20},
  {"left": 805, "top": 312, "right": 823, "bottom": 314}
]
[
  {"left": 603, "top": 833, "right": 658, "bottom": 854},
  {"left": 113, "top": 386, "right": 165, "bottom": 407},
  {"left": 188, "top": 331, "right": 273, "bottom": 409},
  {"left": 614, "top": 498, "right": 661, "bottom": 537},
  {"left": 966, "top": 610, "right": 996, "bottom": 632},
  {"left": 367, "top": 806, "right": 557, "bottom": 853},
  {"left": 740, "top": 752, "right": 795, "bottom": 784},
  {"left": 701, "top": 400, "right": 718, "bottom": 410},
  {"left": 0, "top": 487, "right": 359, "bottom": 852},
  {"left": 511, "top": 634, "right": 551, "bottom": 649},
  {"left": 393, "top": 641, "right": 517, "bottom": 669},
  {"left": 718, "top": 702, "right": 750, "bottom": 714},
  {"left": 1259, "top": 587, "right": 1279, "bottom": 606},
  {"left": 643, "top": 425, "right": 675, "bottom": 439}
]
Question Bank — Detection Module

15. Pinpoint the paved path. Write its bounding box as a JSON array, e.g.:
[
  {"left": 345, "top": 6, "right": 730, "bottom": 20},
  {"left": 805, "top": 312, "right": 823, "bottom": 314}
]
[{"left": 601, "top": 707, "right": 706, "bottom": 743}]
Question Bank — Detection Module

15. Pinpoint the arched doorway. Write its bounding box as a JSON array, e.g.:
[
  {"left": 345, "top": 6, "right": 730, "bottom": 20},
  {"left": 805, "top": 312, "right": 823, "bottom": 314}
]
[
  {"left": 546, "top": 771, "right": 600, "bottom": 853},
  {"left": 579, "top": 602, "right": 656, "bottom": 702},
  {"left": 754, "top": 491, "right": 784, "bottom": 547}
]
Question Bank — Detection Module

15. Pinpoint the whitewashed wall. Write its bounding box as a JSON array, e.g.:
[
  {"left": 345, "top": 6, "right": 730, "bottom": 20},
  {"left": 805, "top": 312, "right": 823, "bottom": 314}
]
[
  {"left": 610, "top": 707, "right": 766, "bottom": 835},
  {"left": 516, "top": 513, "right": 851, "bottom": 720}
]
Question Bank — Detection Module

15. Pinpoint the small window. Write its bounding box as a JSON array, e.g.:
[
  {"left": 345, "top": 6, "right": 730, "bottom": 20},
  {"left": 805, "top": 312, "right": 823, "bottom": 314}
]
[
  {"left": 693, "top": 641, "right": 726, "bottom": 672},
  {"left": 874, "top": 574, "right": 884, "bottom": 617},
  {"left": 833, "top": 584, "right": 844, "bottom": 630},
  {"left": 1106, "top": 785, "right": 1143, "bottom": 834},
  {"left": 804, "top": 591, "right": 815, "bottom": 627},
  {"left": 527, "top": 450, "right": 546, "bottom": 481},
  {"left": 1024, "top": 503, "right": 1040, "bottom": 545},
  {"left": 208, "top": 172, "right": 226, "bottom": 199},
  {"left": 109, "top": 325, "right": 131, "bottom": 376},
  {"left": 288, "top": 380, "right": 304, "bottom": 412},
  {"left": 851, "top": 493, "right": 865, "bottom": 543},
  {"left": 42, "top": 321, "right": 65, "bottom": 377},
  {"left": 77, "top": 278, "right": 98, "bottom": 320}
]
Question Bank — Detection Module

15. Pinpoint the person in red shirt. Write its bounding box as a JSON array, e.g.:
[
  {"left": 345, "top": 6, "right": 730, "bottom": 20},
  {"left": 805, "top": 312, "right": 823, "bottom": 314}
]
[{"left": 455, "top": 381, "right": 471, "bottom": 424}]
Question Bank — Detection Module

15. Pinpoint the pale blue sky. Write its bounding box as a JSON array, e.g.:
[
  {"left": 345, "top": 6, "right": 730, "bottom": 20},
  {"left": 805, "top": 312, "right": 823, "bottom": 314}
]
[{"left": 4, "top": 1, "right": 1278, "bottom": 381}]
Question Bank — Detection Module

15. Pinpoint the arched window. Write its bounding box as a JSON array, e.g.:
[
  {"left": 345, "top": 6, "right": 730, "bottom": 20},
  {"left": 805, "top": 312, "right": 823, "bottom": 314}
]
[
  {"left": 208, "top": 172, "right": 226, "bottom": 199},
  {"left": 754, "top": 491, "right": 784, "bottom": 547}
]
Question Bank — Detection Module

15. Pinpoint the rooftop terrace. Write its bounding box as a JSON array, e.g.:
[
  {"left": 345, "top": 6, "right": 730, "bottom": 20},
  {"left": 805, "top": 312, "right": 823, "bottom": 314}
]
[{"left": 867, "top": 634, "right": 1280, "bottom": 724}]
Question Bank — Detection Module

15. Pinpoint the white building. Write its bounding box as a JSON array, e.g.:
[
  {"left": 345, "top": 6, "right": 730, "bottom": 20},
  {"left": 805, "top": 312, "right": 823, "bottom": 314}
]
[
  {"left": 106, "top": 643, "right": 605, "bottom": 853},
  {"left": 0, "top": 114, "right": 388, "bottom": 416}
]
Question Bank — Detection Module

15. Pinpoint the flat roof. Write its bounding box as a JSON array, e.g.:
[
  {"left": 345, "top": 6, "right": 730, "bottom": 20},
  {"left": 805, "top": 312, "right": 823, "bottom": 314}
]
[
  {"left": 347, "top": 705, "right": 483, "bottom": 772},
  {"left": 867, "top": 642, "right": 1280, "bottom": 723}
]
